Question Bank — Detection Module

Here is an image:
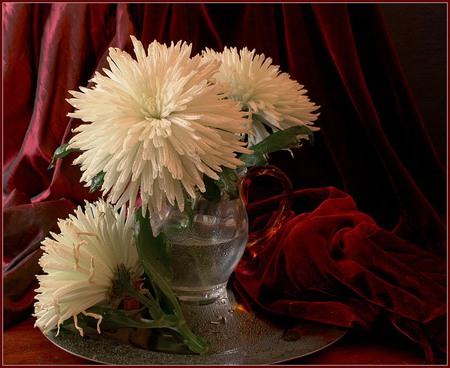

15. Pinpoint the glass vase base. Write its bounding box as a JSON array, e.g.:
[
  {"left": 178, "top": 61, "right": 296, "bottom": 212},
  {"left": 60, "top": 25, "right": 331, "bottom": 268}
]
[{"left": 173, "top": 283, "right": 227, "bottom": 305}]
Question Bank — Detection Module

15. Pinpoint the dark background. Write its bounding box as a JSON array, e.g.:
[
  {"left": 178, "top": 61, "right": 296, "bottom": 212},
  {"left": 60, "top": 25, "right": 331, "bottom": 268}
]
[{"left": 380, "top": 4, "right": 447, "bottom": 165}]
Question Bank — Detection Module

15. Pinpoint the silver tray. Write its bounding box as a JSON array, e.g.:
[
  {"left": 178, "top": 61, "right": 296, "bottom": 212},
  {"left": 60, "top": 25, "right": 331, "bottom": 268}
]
[{"left": 46, "top": 288, "right": 346, "bottom": 365}]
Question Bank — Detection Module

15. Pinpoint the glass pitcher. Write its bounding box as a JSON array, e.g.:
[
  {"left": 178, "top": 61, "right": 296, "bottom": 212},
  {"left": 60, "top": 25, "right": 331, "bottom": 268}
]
[{"left": 150, "top": 165, "right": 293, "bottom": 304}]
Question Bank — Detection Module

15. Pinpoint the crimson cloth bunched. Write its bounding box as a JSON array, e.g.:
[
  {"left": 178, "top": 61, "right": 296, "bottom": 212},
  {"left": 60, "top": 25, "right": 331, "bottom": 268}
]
[{"left": 234, "top": 187, "right": 446, "bottom": 363}]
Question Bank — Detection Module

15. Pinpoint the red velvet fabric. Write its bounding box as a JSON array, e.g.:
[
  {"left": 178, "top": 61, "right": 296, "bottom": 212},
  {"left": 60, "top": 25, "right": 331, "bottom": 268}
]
[
  {"left": 3, "top": 3, "right": 446, "bottom": 362},
  {"left": 235, "top": 187, "right": 446, "bottom": 363}
]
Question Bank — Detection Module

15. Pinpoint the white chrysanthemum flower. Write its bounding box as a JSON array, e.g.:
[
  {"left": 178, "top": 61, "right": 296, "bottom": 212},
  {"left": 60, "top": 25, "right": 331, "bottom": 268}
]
[
  {"left": 202, "top": 47, "right": 320, "bottom": 146},
  {"left": 67, "top": 36, "right": 251, "bottom": 217},
  {"left": 33, "top": 199, "right": 142, "bottom": 337}
]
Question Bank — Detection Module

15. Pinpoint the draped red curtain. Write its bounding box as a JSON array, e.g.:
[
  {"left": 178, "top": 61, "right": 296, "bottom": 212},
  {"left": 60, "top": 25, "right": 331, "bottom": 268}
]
[{"left": 3, "top": 3, "right": 446, "bottom": 363}]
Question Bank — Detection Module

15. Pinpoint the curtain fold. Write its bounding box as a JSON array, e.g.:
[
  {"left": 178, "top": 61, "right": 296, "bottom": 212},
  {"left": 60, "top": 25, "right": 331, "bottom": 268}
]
[
  {"left": 3, "top": 3, "right": 446, "bottom": 362},
  {"left": 309, "top": 5, "right": 446, "bottom": 256}
]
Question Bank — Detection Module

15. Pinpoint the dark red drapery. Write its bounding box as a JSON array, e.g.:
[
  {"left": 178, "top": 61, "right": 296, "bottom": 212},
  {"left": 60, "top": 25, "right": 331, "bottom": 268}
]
[{"left": 2, "top": 3, "right": 446, "bottom": 363}]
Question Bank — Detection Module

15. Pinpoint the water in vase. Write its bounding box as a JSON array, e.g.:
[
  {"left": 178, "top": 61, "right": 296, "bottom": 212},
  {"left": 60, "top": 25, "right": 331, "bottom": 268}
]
[{"left": 165, "top": 214, "right": 248, "bottom": 304}]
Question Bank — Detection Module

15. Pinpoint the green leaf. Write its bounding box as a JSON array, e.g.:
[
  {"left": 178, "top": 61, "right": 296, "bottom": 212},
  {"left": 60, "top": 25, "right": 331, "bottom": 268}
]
[
  {"left": 238, "top": 151, "right": 267, "bottom": 167},
  {"left": 48, "top": 143, "right": 80, "bottom": 169},
  {"left": 215, "top": 167, "right": 240, "bottom": 200},
  {"left": 135, "top": 211, "right": 173, "bottom": 285},
  {"left": 250, "top": 125, "right": 314, "bottom": 156},
  {"left": 89, "top": 171, "right": 105, "bottom": 193},
  {"left": 60, "top": 308, "right": 194, "bottom": 353},
  {"left": 134, "top": 209, "right": 210, "bottom": 354},
  {"left": 200, "top": 167, "right": 241, "bottom": 203},
  {"left": 84, "top": 306, "right": 171, "bottom": 330},
  {"left": 201, "top": 175, "right": 221, "bottom": 203},
  {"left": 135, "top": 210, "right": 183, "bottom": 320},
  {"left": 60, "top": 306, "right": 177, "bottom": 335},
  {"left": 236, "top": 126, "right": 314, "bottom": 169}
]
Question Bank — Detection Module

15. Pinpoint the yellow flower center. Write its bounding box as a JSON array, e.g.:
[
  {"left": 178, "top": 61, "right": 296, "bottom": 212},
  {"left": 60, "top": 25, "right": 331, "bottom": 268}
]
[{"left": 142, "top": 95, "right": 171, "bottom": 120}]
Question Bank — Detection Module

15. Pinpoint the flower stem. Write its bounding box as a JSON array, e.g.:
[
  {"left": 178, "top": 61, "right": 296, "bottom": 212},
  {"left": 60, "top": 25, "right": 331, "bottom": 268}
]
[
  {"left": 118, "top": 268, "right": 162, "bottom": 319},
  {"left": 117, "top": 265, "right": 209, "bottom": 354},
  {"left": 171, "top": 318, "right": 210, "bottom": 354}
]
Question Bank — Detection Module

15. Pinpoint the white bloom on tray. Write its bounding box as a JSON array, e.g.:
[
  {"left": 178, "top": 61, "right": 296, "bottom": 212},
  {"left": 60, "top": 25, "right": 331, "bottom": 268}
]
[
  {"left": 34, "top": 199, "right": 142, "bottom": 337},
  {"left": 67, "top": 36, "right": 251, "bottom": 216},
  {"left": 202, "top": 47, "right": 320, "bottom": 146}
]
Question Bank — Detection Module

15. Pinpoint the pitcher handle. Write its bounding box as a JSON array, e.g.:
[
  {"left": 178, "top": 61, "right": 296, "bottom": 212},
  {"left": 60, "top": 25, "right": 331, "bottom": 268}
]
[{"left": 240, "top": 165, "right": 293, "bottom": 260}]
